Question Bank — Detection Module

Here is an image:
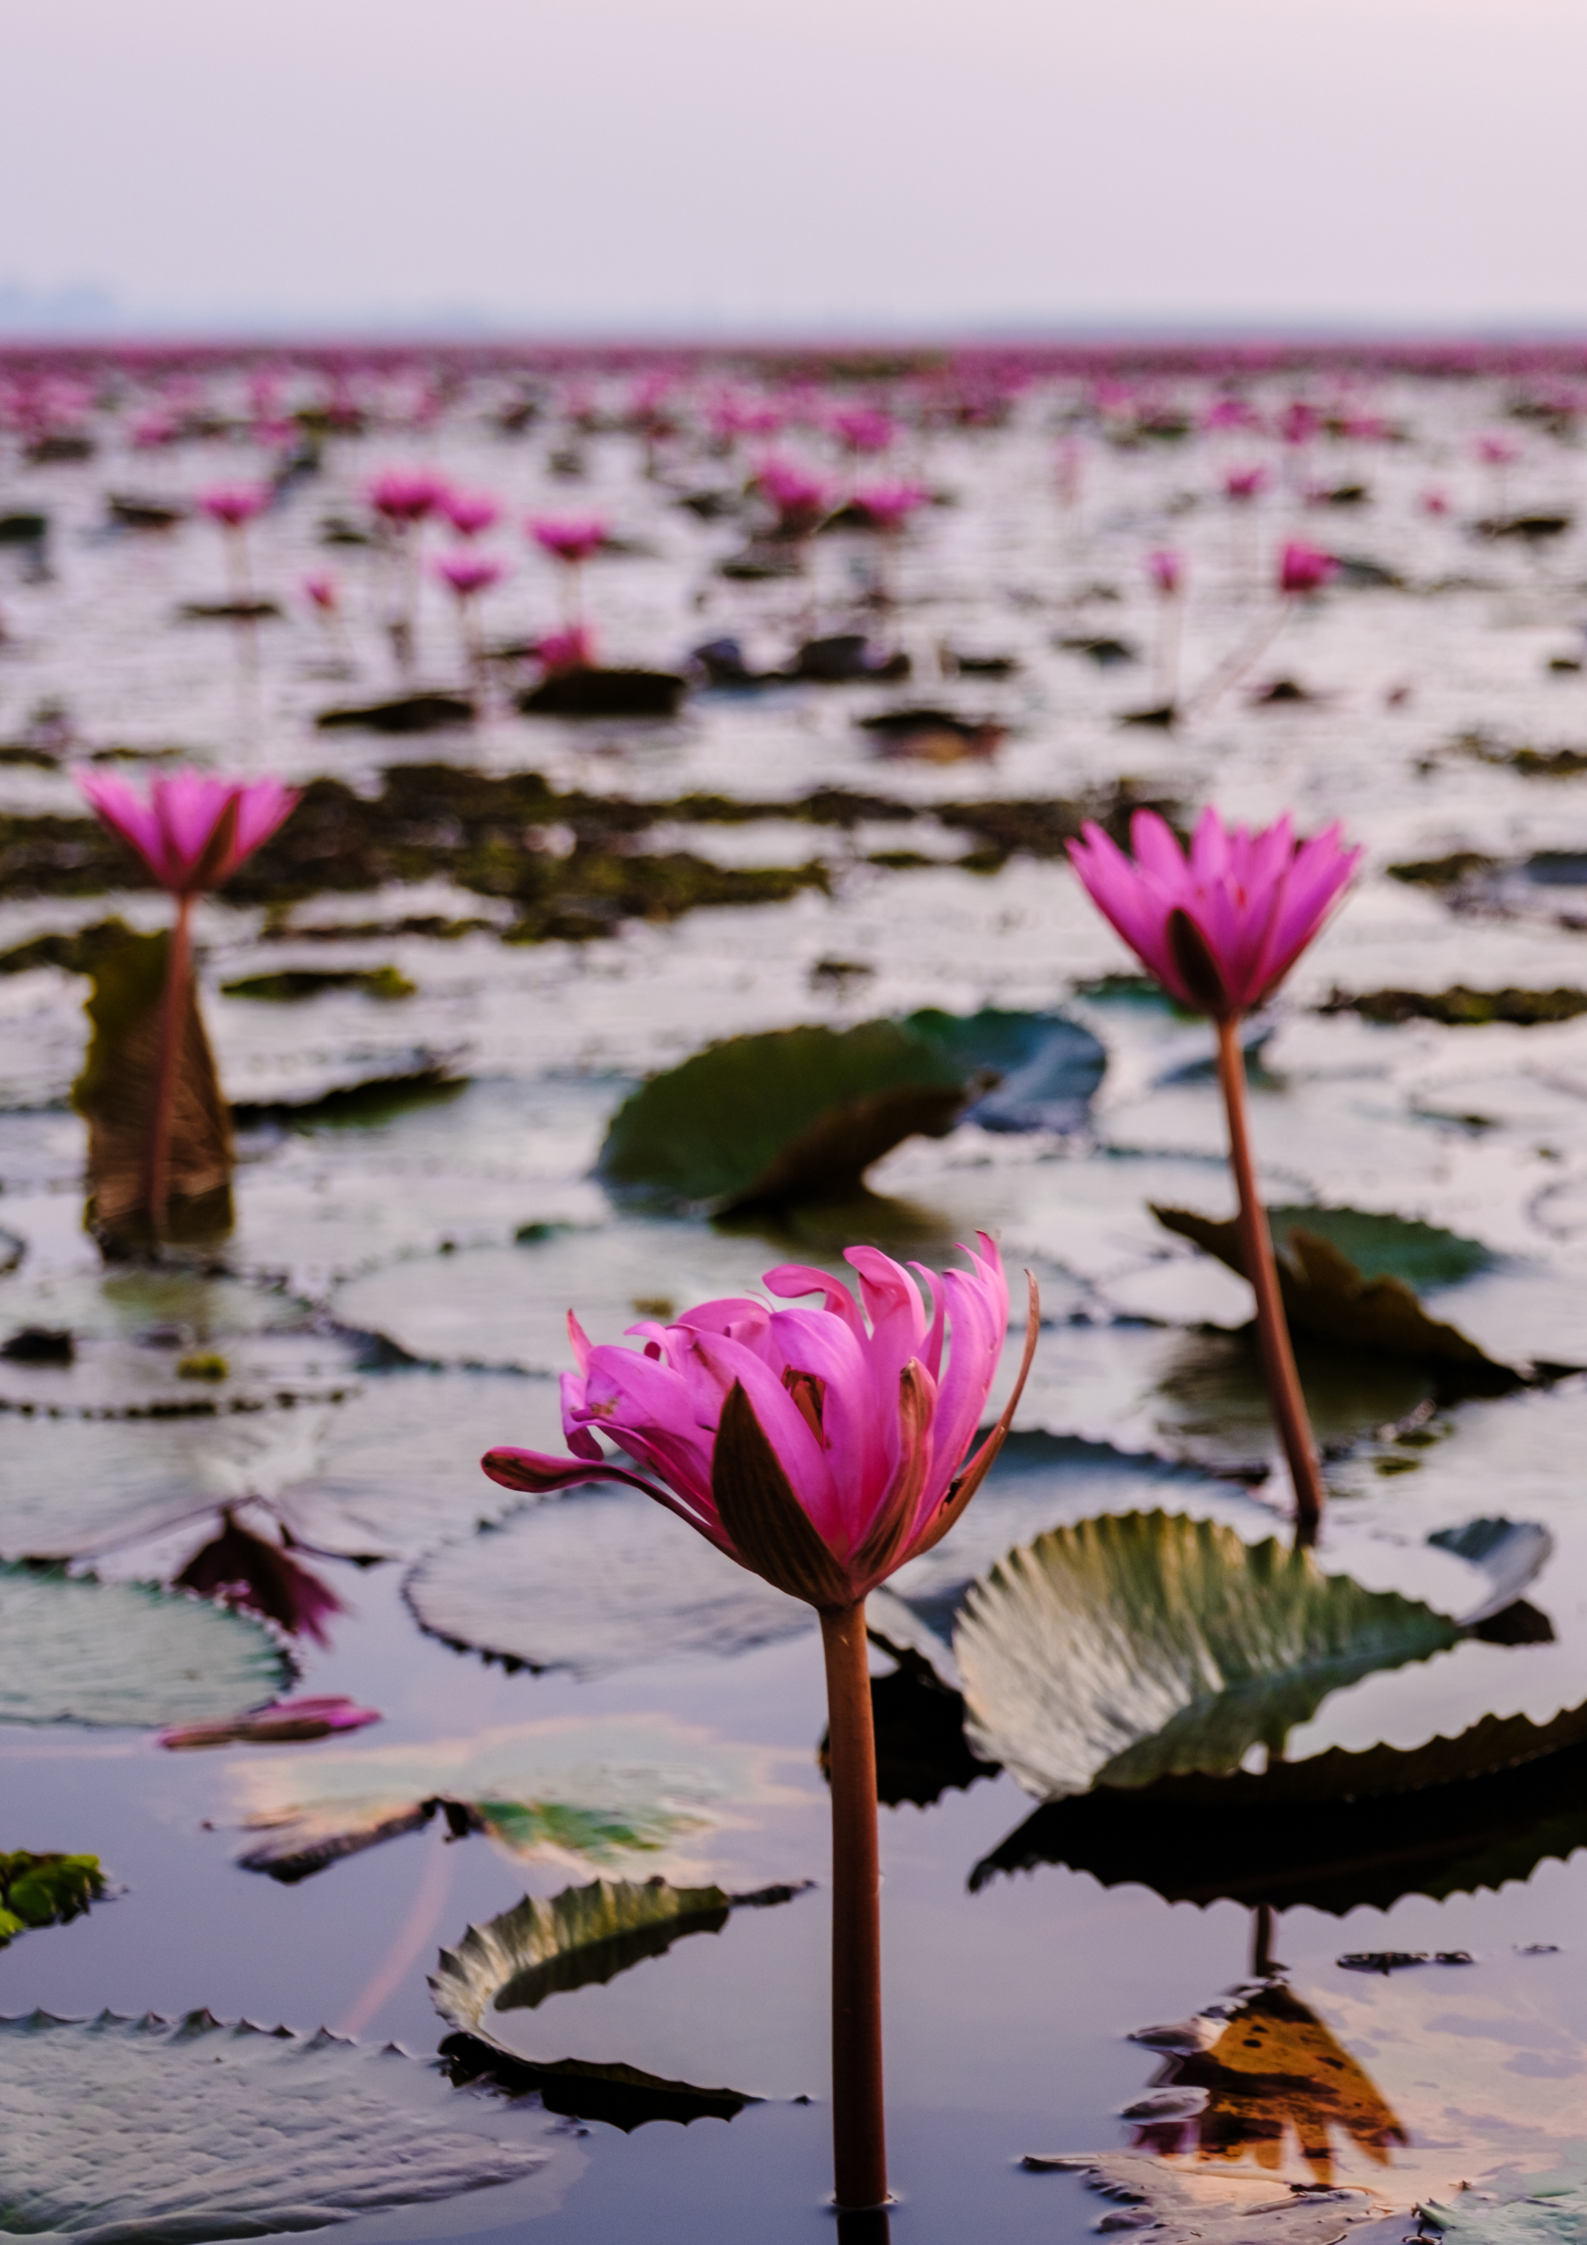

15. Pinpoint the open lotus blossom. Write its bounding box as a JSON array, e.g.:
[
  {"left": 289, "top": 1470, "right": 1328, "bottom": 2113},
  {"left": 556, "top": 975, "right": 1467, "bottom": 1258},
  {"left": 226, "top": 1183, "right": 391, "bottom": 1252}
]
[
  {"left": 529, "top": 514, "right": 607, "bottom": 564},
  {"left": 1278, "top": 539, "right": 1338, "bottom": 595},
  {"left": 1068, "top": 807, "right": 1360, "bottom": 1023},
  {"left": 483, "top": 1236, "right": 1037, "bottom": 2214},
  {"left": 1069, "top": 807, "right": 1359, "bottom": 1549},
  {"left": 78, "top": 769, "right": 299, "bottom": 896},
  {"left": 198, "top": 483, "right": 270, "bottom": 528},
  {"left": 484, "top": 1236, "right": 1037, "bottom": 1609}
]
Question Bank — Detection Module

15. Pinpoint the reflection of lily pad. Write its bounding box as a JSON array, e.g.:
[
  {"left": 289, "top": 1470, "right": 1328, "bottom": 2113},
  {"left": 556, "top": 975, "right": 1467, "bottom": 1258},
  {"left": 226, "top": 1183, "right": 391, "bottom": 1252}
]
[
  {"left": 1023, "top": 2151, "right": 1385, "bottom": 2243},
  {"left": 971, "top": 1698, "right": 1587, "bottom": 1911},
  {"left": 0, "top": 1567, "right": 293, "bottom": 1728},
  {"left": 430, "top": 1876, "right": 803, "bottom": 2130},
  {"left": 1153, "top": 1204, "right": 1517, "bottom": 1387},
  {"left": 0, "top": 2008, "right": 562, "bottom": 2241},
  {"left": 231, "top": 1717, "right": 772, "bottom": 1882},
  {"left": 598, "top": 1020, "right": 966, "bottom": 1212},
  {"left": 956, "top": 1512, "right": 1459, "bottom": 1797},
  {"left": 405, "top": 1488, "right": 809, "bottom": 1680}
]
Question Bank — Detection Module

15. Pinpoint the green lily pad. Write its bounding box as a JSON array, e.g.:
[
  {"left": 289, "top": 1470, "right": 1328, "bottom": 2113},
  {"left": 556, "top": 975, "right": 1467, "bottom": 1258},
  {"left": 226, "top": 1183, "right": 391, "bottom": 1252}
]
[
  {"left": 955, "top": 1511, "right": 1460, "bottom": 1797},
  {"left": 1152, "top": 1204, "right": 1516, "bottom": 1386},
  {"left": 597, "top": 1019, "right": 966, "bottom": 1212},
  {"left": 230, "top": 1716, "right": 775, "bottom": 1882},
  {"left": 0, "top": 1852, "right": 107, "bottom": 1946},
  {"left": 220, "top": 965, "right": 416, "bottom": 1002},
  {"left": 0, "top": 2007, "right": 564, "bottom": 2242},
  {"left": 0, "top": 1567, "right": 293, "bottom": 1728},
  {"left": 404, "top": 1487, "right": 809, "bottom": 1680},
  {"left": 1421, "top": 2184, "right": 1587, "bottom": 2241}
]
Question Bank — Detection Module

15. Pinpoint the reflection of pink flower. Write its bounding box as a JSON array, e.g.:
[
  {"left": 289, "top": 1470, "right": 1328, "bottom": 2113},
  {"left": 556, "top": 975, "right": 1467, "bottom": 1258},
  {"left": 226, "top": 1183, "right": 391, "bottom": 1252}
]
[
  {"left": 441, "top": 490, "right": 501, "bottom": 538},
  {"left": 1146, "top": 548, "right": 1183, "bottom": 595},
  {"left": 1223, "top": 464, "right": 1269, "bottom": 502},
  {"left": 1068, "top": 806, "right": 1360, "bottom": 1020},
  {"left": 174, "top": 1515, "right": 347, "bottom": 1646},
  {"left": 536, "top": 624, "right": 596, "bottom": 673},
  {"left": 302, "top": 571, "right": 339, "bottom": 612},
  {"left": 482, "top": 1237, "right": 1034, "bottom": 1608},
  {"left": 198, "top": 483, "right": 270, "bottom": 528},
  {"left": 435, "top": 552, "right": 506, "bottom": 599},
  {"left": 368, "top": 468, "right": 445, "bottom": 525},
  {"left": 854, "top": 481, "right": 929, "bottom": 532},
  {"left": 158, "top": 1696, "right": 381, "bottom": 1751},
  {"left": 529, "top": 515, "right": 607, "bottom": 564},
  {"left": 1278, "top": 540, "right": 1337, "bottom": 595},
  {"left": 78, "top": 769, "right": 298, "bottom": 895}
]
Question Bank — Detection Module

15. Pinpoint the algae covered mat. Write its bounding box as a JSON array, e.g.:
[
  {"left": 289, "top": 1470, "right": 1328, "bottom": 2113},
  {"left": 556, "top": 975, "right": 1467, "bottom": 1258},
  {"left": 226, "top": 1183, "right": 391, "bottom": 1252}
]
[{"left": 7, "top": 346, "right": 1587, "bottom": 2243}]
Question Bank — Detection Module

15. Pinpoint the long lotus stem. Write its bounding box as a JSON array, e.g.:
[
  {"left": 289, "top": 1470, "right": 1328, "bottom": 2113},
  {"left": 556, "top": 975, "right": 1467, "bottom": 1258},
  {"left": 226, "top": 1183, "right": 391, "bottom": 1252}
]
[
  {"left": 1215, "top": 1016, "right": 1325, "bottom": 1546},
  {"left": 1184, "top": 601, "right": 1287, "bottom": 722},
  {"left": 820, "top": 1600, "right": 888, "bottom": 2212},
  {"left": 1153, "top": 590, "right": 1183, "bottom": 707},
  {"left": 145, "top": 891, "right": 194, "bottom": 1243}
]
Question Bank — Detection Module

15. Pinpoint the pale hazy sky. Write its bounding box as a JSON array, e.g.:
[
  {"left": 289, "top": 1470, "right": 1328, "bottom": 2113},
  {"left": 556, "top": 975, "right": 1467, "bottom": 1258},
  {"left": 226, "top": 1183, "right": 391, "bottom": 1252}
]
[{"left": 6, "top": 0, "right": 1587, "bottom": 333}]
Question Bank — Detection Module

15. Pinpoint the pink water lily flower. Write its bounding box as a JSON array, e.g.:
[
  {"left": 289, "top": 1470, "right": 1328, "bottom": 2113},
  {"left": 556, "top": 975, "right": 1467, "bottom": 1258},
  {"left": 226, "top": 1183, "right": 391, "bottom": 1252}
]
[
  {"left": 441, "top": 490, "right": 501, "bottom": 538},
  {"left": 483, "top": 1236, "right": 1038, "bottom": 1608},
  {"left": 1223, "top": 464, "right": 1269, "bottom": 502},
  {"left": 302, "top": 571, "right": 339, "bottom": 611},
  {"left": 854, "top": 481, "right": 929, "bottom": 532},
  {"left": 1068, "top": 806, "right": 1361, "bottom": 1020},
  {"left": 435, "top": 552, "right": 506, "bottom": 599},
  {"left": 535, "top": 624, "right": 596, "bottom": 673},
  {"left": 78, "top": 769, "right": 298, "bottom": 895},
  {"left": 1146, "top": 547, "right": 1183, "bottom": 595},
  {"left": 530, "top": 514, "right": 607, "bottom": 564},
  {"left": 198, "top": 483, "right": 270, "bottom": 528},
  {"left": 1278, "top": 539, "right": 1338, "bottom": 595},
  {"left": 368, "top": 468, "right": 445, "bottom": 526}
]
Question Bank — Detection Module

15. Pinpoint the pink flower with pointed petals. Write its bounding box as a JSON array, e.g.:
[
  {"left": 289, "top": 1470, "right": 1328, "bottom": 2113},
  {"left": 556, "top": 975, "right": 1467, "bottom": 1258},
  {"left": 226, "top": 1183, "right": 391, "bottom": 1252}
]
[
  {"left": 441, "top": 490, "right": 501, "bottom": 539},
  {"left": 1278, "top": 540, "right": 1338, "bottom": 596},
  {"left": 482, "top": 1237, "right": 1037, "bottom": 1609},
  {"left": 198, "top": 483, "right": 270, "bottom": 528},
  {"left": 77, "top": 768, "right": 299, "bottom": 896},
  {"left": 434, "top": 552, "right": 506, "bottom": 600},
  {"left": 1067, "top": 806, "right": 1361, "bottom": 1020},
  {"left": 529, "top": 515, "right": 608, "bottom": 564},
  {"left": 854, "top": 481, "right": 929, "bottom": 532}
]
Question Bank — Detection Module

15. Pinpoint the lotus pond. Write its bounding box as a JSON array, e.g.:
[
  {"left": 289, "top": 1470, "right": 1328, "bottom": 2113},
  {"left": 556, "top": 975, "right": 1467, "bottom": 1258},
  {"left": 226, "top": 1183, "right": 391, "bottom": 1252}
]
[{"left": 11, "top": 346, "right": 1587, "bottom": 2242}]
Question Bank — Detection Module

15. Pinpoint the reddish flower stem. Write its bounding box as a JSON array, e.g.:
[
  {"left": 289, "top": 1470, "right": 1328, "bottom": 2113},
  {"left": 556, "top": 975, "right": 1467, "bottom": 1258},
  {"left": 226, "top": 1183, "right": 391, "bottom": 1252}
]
[
  {"left": 820, "top": 1600, "right": 888, "bottom": 2212},
  {"left": 145, "top": 891, "right": 193, "bottom": 1242},
  {"left": 1215, "top": 1016, "right": 1324, "bottom": 1547}
]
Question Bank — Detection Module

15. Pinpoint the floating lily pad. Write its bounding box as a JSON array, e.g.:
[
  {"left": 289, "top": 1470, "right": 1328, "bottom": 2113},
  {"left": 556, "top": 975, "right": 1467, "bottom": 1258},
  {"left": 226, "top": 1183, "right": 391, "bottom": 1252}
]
[
  {"left": 0, "top": 1851, "right": 106, "bottom": 1945},
  {"left": 598, "top": 1020, "right": 967, "bottom": 1212},
  {"left": 956, "top": 1511, "right": 1460, "bottom": 1798},
  {"left": 971, "top": 1697, "right": 1587, "bottom": 1912},
  {"left": 230, "top": 1716, "right": 773, "bottom": 1882},
  {"left": 902, "top": 1007, "right": 1105, "bottom": 1133},
  {"left": 1021, "top": 2151, "right": 1383, "bottom": 2243},
  {"left": 405, "top": 1488, "right": 809, "bottom": 1680},
  {"left": 0, "top": 1567, "right": 293, "bottom": 1728},
  {"left": 1152, "top": 1204, "right": 1516, "bottom": 1387},
  {"left": 1422, "top": 2184, "right": 1587, "bottom": 2241},
  {"left": 1325, "top": 985, "right": 1587, "bottom": 1028},
  {"left": 220, "top": 966, "right": 416, "bottom": 1002},
  {"left": 0, "top": 2007, "right": 563, "bottom": 2241}
]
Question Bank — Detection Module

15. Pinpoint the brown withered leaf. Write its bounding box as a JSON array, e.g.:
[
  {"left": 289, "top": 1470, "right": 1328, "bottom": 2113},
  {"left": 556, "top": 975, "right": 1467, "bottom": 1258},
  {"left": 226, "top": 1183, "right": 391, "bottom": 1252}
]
[
  {"left": 1151, "top": 1205, "right": 1516, "bottom": 1387},
  {"left": 72, "top": 927, "right": 234, "bottom": 1245}
]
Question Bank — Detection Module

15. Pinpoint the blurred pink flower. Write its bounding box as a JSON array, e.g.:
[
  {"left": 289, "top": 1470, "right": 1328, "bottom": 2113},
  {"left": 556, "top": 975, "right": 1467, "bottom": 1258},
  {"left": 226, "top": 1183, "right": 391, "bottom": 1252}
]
[
  {"left": 1476, "top": 433, "right": 1520, "bottom": 466},
  {"left": 435, "top": 552, "right": 506, "bottom": 599},
  {"left": 1422, "top": 487, "right": 1452, "bottom": 517},
  {"left": 832, "top": 406, "right": 896, "bottom": 455},
  {"left": 854, "top": 481, "right": 929, "bottom": 532},
  {"left": 441, "top": 490, "right": 501, "bottom": 539},
  {"left": 1068, "top": 806, "right": 1360, "bottom": 1020},
  {"left": 368, "top": 468, "right": 446, "bottom": 526},
  {"left": 78, "top": 768, "right": 298, "bottom": 895},
  {"left": 1278, "top": 539, "right": 1338, "bottom": 595},
  {"left": 529, "top": 514, "right": 608, "bottom": 564},
  {"left": 198, "top": 483, "right": 270, "bottom": 528},
  {"left": 159, "top": 1696, "right": 381, "bottom": 1751},
  {"left": 755, "top": 457, "right": 830, "bottom": 535},
  {"left": 1223, "top": 464, "right": 1269, "bottom": 502},
  {"left": 302, "top": 571, "right": 339, "bottom": 612},
  {"left": 1204, "top": 396, "right": 1260, "bottom": 433},
  {"left": 1146, "top": 548, "right": 1184, "bottom": 595},
  {"left": 536, "top": 624, "right": 596, "bottom": 673},
  {"left": 482, "top": 1237, "right": 1035, "bottom": 1608}
]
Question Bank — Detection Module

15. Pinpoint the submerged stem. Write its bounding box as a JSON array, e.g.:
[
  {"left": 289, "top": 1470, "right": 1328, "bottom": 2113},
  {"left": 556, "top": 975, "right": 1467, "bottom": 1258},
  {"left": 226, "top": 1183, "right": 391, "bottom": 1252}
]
[
  {"left": 145, "top": 891, "right": 194, "bottom": 1244},
  {"left": 819, "top": 1600, "right": 888, "bottom": 2212},
  {"left": 1215, "top": 1016, "right": 1325, "bottom": 1547}
]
